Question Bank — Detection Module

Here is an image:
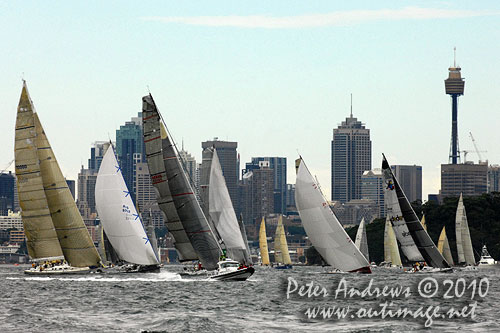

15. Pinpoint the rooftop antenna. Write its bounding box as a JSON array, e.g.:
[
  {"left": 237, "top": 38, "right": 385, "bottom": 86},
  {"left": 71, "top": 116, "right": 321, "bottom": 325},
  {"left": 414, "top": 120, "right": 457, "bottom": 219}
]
[
  {"left": 453, "top": 47, "right": 457, "bottom": 67},
  {"left": 350, "top": 93, "right": 353, "bottom": 118},
  {"left": 181, "top": 138, "right": 184, "bottom": 152},
  {"left": 146, "top": 85, "right": 151, "bottom": 94}
]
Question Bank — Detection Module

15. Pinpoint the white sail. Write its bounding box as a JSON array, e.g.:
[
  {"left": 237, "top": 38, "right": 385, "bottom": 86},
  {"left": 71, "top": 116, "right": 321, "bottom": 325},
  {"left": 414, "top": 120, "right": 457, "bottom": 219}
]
[
  {"left": 208, "top": 149, "right": 248, "bottom": 262},
  {"left": 95, "top": 145, "right": 159, "bottom": 266},
  {"left": 382, "top": 167, "right": 424, "bottom": 262},
  {"left": 295, "top": 158, "right": 369, "bottom": 272},
  {"left": 354, "top": 218, "right": 369, "bottom": 262},
  {"left": 455, "top": 193, "right": 475, "bottom": 265}
]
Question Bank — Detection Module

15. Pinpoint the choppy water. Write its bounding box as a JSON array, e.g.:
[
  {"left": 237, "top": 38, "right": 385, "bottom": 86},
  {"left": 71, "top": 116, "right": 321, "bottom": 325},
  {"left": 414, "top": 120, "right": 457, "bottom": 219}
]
[{"left": 1, "top": 264, "right": 499, "bottom": 332}]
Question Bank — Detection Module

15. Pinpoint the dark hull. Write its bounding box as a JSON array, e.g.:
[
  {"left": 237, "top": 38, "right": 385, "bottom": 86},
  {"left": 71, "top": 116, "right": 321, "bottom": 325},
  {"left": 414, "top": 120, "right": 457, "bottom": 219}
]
[
  {"left": 275, "top": 264, "right": 293, "bottom": 269},
  {"left": 209, "top": 267, "right": 255, "bottom": 281}
]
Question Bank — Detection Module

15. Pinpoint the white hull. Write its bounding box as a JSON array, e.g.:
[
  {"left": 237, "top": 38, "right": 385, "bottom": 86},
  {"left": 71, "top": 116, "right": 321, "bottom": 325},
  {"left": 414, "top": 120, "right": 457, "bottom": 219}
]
[{"left": 24, "top": 265, "right": 91, "bottom": 275}]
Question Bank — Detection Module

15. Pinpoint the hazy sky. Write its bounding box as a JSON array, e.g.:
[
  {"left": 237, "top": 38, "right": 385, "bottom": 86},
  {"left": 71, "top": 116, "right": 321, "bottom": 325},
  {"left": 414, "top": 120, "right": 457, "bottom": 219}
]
[{"left": 1, "top": 1, "right": 499, "bottom": 200}]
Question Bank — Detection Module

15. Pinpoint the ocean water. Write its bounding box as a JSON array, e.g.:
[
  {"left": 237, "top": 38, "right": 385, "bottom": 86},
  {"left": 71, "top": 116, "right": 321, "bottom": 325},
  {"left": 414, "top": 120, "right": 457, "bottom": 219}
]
[{"left": 1, "top": 264, "right": 499, "bottom": 332}]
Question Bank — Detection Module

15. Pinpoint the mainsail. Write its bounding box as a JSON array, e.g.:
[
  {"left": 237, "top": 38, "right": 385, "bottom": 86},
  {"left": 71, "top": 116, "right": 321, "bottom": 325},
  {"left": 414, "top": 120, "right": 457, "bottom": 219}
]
[
  {"left": 383, "top": 162, "right": 424, "bottom": 262},
  {"left": 437, "top": 226, "right": 454, "bottom": 265},
  {"left": 274, "top": 215, "right": 292, "bottom": 265},
  {"left": 95, "top": 145, "right": 159, "bottom": 265},
  {"left": 14, "top": 81, "right": 64, "bottom": 262},
  {"left": 259, "top": 217, "right": 270, "bottom": 265},
  {"left": 455, "top": 194, "right": 475, "bottom": 265},
  {"left": 355, "top": 218, "right": 369, "bottom": 262},
  {"left": 201, "top": 147, "right": 248, "bottom": 263},
  {"left": 295, "top": 158, "right": 370, "bottom": 272},
  {"left": 382, "top": 155, "right": 449, "bottom": 268},
  {"left": 384, "top": 217, "right": 402, "bottom": 266},
  {"left": 142, "top": 95, "right": 220, "bottom": 270},
  {"left": 142, "top": 96, "right": 197, "bottom": 261}
]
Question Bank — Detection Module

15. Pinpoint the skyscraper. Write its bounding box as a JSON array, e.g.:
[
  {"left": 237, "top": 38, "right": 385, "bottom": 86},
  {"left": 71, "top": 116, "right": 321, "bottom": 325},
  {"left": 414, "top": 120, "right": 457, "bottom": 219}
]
[
  {"left": 135, "top": 162, "right": 164, "bottom": 228},
  {"left": 116, "top": 113, "right": 145, "bottom": 203},
  {"left": 441, "top": 163, "right": 487, "bottom": 198},
  {"left": 245, "top": 157, "right": 287, "bottom": 214},
  {"left": 331, "top": 106, "right": 371, "bottom": 203},
  {"left": 88, "top": 141, "right": 111, "bottom": 172},
  {"left": 201, "top": 139, "right": 238, "bottom": 209},
  {"left": 77, "top": 167, "right": 98, "bottom": 217},
  {"left": 0, "top": 172, "right": 15, "bottom": 215},
  {"left": 179, "top": 147, "right": 197, "bottom": 187},
  {"left": 488, "top": 165, "right": 500, "bottom": 193},
  {"left": 361, "top": 169, "right": 385, "bottom": 218},
  {"left": 390, "top": 165, "right": 422, "bottom": 204}
]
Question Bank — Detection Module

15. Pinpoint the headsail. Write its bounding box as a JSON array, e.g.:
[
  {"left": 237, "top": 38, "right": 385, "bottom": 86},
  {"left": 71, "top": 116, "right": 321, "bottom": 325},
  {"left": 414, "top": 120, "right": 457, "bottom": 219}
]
[
  {"left": 14, "top": 81, "right": 64, "bottom": 262},
  {"left": 382, "top": 155, "right": 449, "bottom": 268},
  {"left": 202, "top": 148, "right": 248, "bottom": 263},
  {"left": 437, "top": 226, "right": 454, "bottom": 265},
  {"left": 455, "top": 194, "right": 475, "bottom": 265},
  {"left": 142, "top": 95, "right": 220, "bottom": 270},
  {"left": 95, "top": 145, "right": 159, "bottom": 265},
  {"left": 259, "top": 217, "right": 270, "bottom": 265},
  {"left": 384, "top": 217, "right": 402, "bottom": 266},
  {"left": 142, "top": 96, "right": 198, "bottom": 261},
  {"left": 421, "top": 214, "right": 427, "bottom": 232},
  {"left": 355, "top": 218, "right": 370, "bottom": 262},
  {"left": 295, "top": 158, "right": 370, "bottom": 273},
  {"left": 383, "top": 161, "right": 424, "bottom": 262},
  {"left": 276, "top": 215, "right": 292, "bottom": 265}
]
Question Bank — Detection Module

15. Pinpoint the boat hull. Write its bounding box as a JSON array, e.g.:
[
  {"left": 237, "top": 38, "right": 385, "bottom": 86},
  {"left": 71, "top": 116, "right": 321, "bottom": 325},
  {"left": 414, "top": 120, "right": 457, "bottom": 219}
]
[
  {"left": 275, "top": 264, "right": 293, "bottom": 270},
  {"left": 209, "top": 267, "right": 255, "bottom": 281},
  {"left": 24, "top": 266, "right": 91, "bottom": 275}
]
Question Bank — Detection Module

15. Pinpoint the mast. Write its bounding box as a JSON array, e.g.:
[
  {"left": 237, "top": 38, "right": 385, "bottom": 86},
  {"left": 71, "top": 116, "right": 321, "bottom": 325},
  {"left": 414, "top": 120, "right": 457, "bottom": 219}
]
[
  {"left": 259, "top": 217, "right": 270, "bottom": 265},
  {"left": 14, "top": 81, "right": 65, "bottom": 262},
  {"left": 382, "top": 155, "right": 449, "bottom": 268}
]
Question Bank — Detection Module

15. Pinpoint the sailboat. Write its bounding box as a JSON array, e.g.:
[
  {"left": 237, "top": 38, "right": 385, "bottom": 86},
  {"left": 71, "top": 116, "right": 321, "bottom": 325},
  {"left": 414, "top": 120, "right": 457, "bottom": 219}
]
[
  {"left": 381, "top": 217, "right": 402, "bottom": 268},
  {"left": 95, "top": 144, "right": 160, "bottom": 273},
  {"left": 295, "top": 157, "right": 371, "bottom": 273},
  {"left": 15, "top": 81, "right": 102, "bottom": 274},
  {"left": 382, "top": 154, "right": 451, "bottom": 271},
  {"left": 437, "top": 227, "right": 454, "bottom": 265},
  {"left": 199, "top": 147, "right": 251, "bottom": 265},
  {"left": 259, "top": 217, "right": 270, "bottom": 266},
  {"left": 274, "top": 215, "right": 292, "bottom": 269},
  {"left": 354, "top": 218, "right": 370, "bottom": 263},
  {"left": 455, "top": 193, "right": 475, "bottom": 266},
  {"left": 142, "top": 94, "right": 253, "bottom": 280}
]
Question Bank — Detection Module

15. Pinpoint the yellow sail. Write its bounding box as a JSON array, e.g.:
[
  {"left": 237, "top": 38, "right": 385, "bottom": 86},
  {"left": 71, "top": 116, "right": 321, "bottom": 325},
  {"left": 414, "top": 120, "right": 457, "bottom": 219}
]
[
  {"left": 259, "top": 217, "right": 270, "bottom": 265},
  {"left": 14, "top": 81, "right": 64, "bottom": 262},
  {"left": 276, "top": 215, "right": 291, "bottom": 265},
  {"left": 437, "top": 227, "right": 454, "bottom": 265},
  {"left": 384, "top": 217, "right": 401, "bottom": 266},
  {"left": 34, "top": 108, "right": 101, "bottom": 267},
  {"left": 421, "top": 214, "right": 427, "bottom": 232},
  {"left": 273, "top": 219, "right": 283, "bottom": 264}
]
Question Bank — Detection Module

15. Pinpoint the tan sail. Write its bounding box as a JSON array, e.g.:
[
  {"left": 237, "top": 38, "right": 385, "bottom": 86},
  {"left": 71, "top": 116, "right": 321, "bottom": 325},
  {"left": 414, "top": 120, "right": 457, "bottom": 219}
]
[
  {"left": 14, "top": 81, "right": 64, "bottom": 262},
  {"left": 273, "top": 219, "right": 283, "bottom": 264},
  {"left": 455, "top": 193, "right": 475, "bottom": 265},
  {"left": 384, "top": 217, "right": 401, "bottom": 266},
  {"left": 259, "top": 217, "right": 270, "bottom": 265},
  {"left": 34, "top": 108, "right": 101, "bottom": 267},
  {"left": 437, "top": 227, "right": 454, "bottom": 265},
  {"left": 277, "top": 216, "right": 292, "bottom": 265},
  {"left": 420, "top": 214, "right": 427, "bottom": 232}
]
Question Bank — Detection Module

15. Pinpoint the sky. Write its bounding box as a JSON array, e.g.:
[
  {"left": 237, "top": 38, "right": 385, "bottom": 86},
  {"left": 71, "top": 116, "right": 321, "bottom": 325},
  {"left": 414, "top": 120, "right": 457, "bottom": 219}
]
[{"left": 1, "top": 1, "right": 499, "bottom": 200}]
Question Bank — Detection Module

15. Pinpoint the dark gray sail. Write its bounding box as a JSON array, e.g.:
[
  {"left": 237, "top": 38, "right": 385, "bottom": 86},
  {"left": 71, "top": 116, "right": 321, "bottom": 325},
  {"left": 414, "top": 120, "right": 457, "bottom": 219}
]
[
  {"left": 382, "top": 155, "right": 449, "bottom": 268},
  {"left": 142, "top": 96, "right": 198, "bottom": 261},
  {"left": 143, "top": 95, "right": 220, "bottom": 270}
]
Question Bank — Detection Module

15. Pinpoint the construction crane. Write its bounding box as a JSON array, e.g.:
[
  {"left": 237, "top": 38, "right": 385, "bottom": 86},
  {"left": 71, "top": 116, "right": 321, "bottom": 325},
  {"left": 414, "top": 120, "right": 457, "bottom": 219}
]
[
  {"left": 0, "top": 159, "right": 14, "bottom": 174},
  {"left": 469, "top": 132, "right": 487, "bottom": 163}
]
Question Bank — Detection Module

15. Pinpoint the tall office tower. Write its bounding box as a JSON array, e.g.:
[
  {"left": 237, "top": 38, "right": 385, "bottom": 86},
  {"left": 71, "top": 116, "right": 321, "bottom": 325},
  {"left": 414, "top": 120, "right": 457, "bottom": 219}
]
[
  {"left": 201, "top": 139, "right": 238, "bottom": 209},
  {"left": 245, "top": 157, "right": 287, "bottom": 214},
  {"left": 88, "top": 141, "right": 112, "bottom": 172},
  {"left": 135, "top": 162, "right": 164, "bottom": 228},
  {"left": 0, "top": 172, "right": 15, "bottom": 215},
  {"left": 116, "top": 113, "right": 145, "bottom": 203},
  {"left": 441, "top": 163, "right": 487, "bottom": 198},
  {"left": 77, "top": 167, "right": 98, "bottom": 217},
  {"left": 240, "top": 161, "right": 275, "bottom": 225},
  {"left": 390, "top": 165, "right": 422, "bottom": 204},
  {"left": 179, "top": 147, "right": 197, "bottom": 186},
  {"left": 361, "top": 169, "right": 385, "bottom": 218},
  {"left": 13, "top": 176, "right": 19, "bottom": 212},
  {"left": 331, "top": 103, "right": 371, "bottom": 203},
  {"left": 66, "top": 179, "right": 76, "bottom": 200},
  {"left": 488, "top": 165, "right": 500, "bottom": 193},
  {"left": 285, "top": 184, "right": 296, "bottom": 211},
  {"left": 444, "top": 48, "right": 465, "bottom": 164}
]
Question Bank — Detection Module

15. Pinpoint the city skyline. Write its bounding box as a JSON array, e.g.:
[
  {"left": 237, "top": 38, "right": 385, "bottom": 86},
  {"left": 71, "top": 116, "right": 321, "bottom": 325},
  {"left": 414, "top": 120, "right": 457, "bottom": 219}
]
[{"left": 1, "top": 2, "right": 500, "bottom": 200}]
